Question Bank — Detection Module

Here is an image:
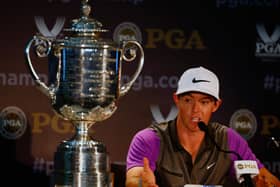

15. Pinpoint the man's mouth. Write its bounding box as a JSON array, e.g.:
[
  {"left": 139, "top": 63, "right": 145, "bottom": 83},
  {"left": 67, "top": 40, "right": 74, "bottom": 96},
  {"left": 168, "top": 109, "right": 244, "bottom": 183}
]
[{"left": 191, "top": 117, "right": 200, "bottom": 122}]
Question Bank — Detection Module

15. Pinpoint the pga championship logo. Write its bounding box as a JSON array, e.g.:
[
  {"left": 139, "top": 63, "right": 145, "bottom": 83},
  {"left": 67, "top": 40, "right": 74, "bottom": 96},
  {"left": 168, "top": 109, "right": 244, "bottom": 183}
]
[
  {"left": 229, "top": 109, "right": 257, "bottom": 140},
  {"left": 150, "top": 105, "right": 177, "bottom": 123},
  {"left": 255, "top": 23, "right": 280, "bottom": 60},
  {"left": 34, "top": 16, "right": 65, "bottom": 38},
  {"left": 35, "top": 0, "right": 69, "bottom": 38},
  {"left": 113, "top": 22, "right": 143, "bottom": 44},
  {"left": 0, "top": 106, "right": 27, "bottom": 140}
]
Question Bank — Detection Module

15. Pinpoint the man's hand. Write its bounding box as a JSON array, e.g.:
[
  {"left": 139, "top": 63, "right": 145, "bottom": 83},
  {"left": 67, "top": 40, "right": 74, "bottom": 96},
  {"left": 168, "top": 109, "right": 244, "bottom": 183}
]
[
  {"left": 126, "top": 157, "right": 158, "bottom": 187},
  {"left": 140, "top": 157, "right": 158, "bottom": 187}
]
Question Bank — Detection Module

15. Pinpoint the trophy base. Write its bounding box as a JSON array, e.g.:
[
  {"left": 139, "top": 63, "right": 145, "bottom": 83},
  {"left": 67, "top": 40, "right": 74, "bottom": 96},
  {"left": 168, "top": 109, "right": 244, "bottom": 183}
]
[{"left": 52, "top": 128, "right": 111, "bottom": 187}]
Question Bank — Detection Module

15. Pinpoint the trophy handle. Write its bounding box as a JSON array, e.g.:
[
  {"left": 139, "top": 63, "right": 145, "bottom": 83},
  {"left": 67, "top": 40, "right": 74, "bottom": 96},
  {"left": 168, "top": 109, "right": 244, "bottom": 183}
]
[
  {"left": 24, "top": 35, "right": 55, "bottom": 98},
  {"left": 119, "top": 41, "right": 144, "bottom": 97}
]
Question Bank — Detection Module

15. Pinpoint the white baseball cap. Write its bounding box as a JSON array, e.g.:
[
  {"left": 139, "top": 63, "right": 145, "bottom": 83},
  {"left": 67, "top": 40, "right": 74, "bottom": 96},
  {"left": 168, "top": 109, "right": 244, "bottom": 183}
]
[{"left": 175, "top": 66, "right": 220, "bottom": 100}]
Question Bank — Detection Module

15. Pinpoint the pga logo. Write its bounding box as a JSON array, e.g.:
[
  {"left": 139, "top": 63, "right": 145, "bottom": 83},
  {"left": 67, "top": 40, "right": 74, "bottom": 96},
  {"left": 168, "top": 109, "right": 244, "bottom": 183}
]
[
  {"left": 150, "top": 105, "right": 177, "bottom": 123},
  {"left": 256, "top": 23, "right": 280, "bottom": 57},
  {"left": 256, "top": 24, "right": 280, "bottom": 43},
  {"left": 34, "top": 16, "right": 65, "bottom": 38}
]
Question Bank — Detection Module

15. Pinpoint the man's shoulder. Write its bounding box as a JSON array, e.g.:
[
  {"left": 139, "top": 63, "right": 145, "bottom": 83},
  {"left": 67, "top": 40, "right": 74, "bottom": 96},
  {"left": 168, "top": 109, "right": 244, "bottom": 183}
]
[
  {"left": 209, "top": 122, "right": 230, "bottom": 139},
  {"left": 150, "top": 120, "right": 174, "bottom": 132},
  {"left": 210, "top": 122, "right": 241, "bottom": 137},
  {"left": 210, "top": 122, "right": 228, "bottom": 132},
  {"left": 133, "top": 126, "right": 159, "bottom": 142}
]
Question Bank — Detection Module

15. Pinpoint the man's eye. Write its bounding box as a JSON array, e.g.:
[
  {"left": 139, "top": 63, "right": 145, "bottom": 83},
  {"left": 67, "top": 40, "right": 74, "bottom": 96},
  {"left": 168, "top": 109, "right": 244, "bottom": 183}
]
[
  {"left": 184, "top": 98, "right": 192, "bottom": 103},
  {"left": 201, "top": 100, "right": 210, "bottom": 105}
]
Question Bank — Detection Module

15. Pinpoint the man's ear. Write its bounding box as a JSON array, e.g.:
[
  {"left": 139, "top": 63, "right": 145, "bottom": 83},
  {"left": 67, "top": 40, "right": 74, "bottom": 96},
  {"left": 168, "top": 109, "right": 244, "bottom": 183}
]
[{"left": 173, "top": 93, "right": 179, "bottom": 104}]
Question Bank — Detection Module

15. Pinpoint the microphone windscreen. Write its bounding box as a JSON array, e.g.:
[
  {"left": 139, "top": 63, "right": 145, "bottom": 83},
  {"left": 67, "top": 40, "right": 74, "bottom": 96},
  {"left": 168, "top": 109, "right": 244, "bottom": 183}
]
[
  {"left": 234, "top": 160, "right": 259, "bottom": 184},
  {"left": 198, "top": 121, "right": 208, "bottom": 132}
]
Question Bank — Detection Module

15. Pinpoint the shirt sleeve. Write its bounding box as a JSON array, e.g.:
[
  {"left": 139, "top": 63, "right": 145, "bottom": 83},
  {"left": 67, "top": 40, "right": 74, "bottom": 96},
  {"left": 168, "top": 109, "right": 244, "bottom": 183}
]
[
  {"left": 227, "top": 128, "right": 264, "bottom": 176},
  {"left": 126, "top": 128, "right": 160, "bottom": 171}
]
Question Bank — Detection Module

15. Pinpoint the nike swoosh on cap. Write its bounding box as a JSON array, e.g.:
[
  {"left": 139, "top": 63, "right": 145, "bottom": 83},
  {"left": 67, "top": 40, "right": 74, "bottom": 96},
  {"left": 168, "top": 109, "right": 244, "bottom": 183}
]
[{"left": 192, "top": 78, "right": 210, "bottom": 83}]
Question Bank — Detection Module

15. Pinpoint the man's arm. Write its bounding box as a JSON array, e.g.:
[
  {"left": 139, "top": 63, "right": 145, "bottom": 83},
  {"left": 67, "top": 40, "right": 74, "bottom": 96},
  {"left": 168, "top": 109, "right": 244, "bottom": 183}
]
[{"left": 126, "top": 157, "right": 158, "bottom": 187}]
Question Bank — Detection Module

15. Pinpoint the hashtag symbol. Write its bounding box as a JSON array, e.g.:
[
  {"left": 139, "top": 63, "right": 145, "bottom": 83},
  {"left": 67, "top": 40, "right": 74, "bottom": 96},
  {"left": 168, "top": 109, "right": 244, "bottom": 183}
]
[
  {"left": 264, "top": 75, "right": 274, "bottom": 90},
  {"left": 33, "top": 157, "right": 45, "bottom": 173}
]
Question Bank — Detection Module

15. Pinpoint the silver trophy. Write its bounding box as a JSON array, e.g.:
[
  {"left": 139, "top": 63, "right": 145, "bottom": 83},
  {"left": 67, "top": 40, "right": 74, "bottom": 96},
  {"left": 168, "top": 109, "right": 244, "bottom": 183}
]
[{"left": 24, "top": 0, "right": 144, "bottom": 186}]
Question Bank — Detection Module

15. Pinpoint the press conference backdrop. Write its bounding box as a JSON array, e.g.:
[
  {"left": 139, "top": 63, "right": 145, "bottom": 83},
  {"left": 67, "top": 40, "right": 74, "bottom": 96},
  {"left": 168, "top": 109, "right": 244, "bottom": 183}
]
[{"left": 0, "top": 0, "right": 279, "bottom": 186}]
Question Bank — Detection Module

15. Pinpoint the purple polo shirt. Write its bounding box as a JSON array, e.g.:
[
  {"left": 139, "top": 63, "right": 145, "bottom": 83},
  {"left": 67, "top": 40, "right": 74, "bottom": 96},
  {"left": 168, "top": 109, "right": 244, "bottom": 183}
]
[{"left": 126, "top": 127, "right": 264, "bottom": 176}]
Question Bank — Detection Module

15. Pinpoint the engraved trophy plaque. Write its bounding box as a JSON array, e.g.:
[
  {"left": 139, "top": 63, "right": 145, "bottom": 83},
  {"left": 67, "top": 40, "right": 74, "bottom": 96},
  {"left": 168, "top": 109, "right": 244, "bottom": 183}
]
[{"left": 24, "top": 0, "right": 144, "bottom": 186}]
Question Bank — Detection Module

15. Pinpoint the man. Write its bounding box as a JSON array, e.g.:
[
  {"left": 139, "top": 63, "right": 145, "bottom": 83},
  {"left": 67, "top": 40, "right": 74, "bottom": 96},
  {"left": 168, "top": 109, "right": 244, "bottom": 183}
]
[{"left": 125, "top": 66, "right": 280, "bottom": 187}]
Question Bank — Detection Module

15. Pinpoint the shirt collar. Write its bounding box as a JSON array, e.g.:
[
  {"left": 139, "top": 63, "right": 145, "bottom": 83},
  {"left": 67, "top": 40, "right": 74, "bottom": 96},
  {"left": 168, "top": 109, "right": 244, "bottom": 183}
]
[{"left": 169, "top": 119, "right": 214, "bottom": 152}]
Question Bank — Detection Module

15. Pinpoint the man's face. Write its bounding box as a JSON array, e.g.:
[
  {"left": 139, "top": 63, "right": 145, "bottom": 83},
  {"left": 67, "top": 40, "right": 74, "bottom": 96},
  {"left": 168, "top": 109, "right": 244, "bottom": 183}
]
[{"left": 173, "top": 92, "right": 221, "bottom": 132}]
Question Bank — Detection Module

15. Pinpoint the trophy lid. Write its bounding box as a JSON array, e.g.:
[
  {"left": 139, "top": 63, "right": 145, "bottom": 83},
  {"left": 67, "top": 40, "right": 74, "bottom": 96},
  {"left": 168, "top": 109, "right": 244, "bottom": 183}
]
[
  {"left": 56, "top": 0, "right": 118, "bottom": 48},
  {"left": 63, "top": 0, "right": 108, "bottom": 37}
]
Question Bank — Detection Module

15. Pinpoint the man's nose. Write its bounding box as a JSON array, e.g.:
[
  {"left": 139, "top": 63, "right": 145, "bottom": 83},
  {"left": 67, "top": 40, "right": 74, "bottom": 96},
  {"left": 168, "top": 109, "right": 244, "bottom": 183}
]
[{"left": 192, "top": 101, "right": 200, "bottom": 112}]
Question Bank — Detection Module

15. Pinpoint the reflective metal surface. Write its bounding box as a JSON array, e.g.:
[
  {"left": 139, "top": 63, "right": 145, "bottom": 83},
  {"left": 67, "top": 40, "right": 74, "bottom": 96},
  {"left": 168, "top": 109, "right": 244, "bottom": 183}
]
[{"left": 24, "top": 0, "right": 144, "bottom": 186}]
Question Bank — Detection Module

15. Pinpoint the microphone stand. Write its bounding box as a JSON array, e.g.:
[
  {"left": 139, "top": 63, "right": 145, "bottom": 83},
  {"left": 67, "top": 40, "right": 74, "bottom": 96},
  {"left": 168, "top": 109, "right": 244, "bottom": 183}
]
[
  {"left": 198, "top": 122, "right": 255, "bottom": 187},
  {"left": 269, "top": 136, "right": 280, "bottom": 152}
]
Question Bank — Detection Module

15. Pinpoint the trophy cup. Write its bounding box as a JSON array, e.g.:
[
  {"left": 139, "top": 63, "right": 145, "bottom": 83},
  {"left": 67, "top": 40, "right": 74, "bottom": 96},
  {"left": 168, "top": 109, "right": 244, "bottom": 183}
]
[{"left": 24, "top": 0, "right": 144, "bottom": 186}]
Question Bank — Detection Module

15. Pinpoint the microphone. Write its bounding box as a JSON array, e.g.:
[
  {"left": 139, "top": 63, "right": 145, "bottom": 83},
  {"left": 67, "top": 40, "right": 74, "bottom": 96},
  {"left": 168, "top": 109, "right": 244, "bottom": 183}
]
[{"left": 198, "top": 122, "right": 258, "bottom": 187}]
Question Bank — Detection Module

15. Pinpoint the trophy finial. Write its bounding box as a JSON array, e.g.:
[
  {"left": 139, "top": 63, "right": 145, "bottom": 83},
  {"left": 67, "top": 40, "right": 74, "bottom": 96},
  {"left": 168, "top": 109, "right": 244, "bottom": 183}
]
[
  {"left": 64, "top": 0, "right": 107, "bottom": 35},
  {"left": 81, "top": 0, "right": 91, "bottom": 18}
]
